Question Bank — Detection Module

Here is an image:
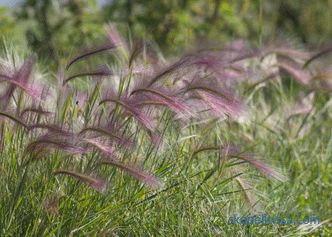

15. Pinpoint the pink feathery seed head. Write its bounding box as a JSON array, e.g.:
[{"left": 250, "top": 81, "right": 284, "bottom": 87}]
[
  {"left": 286, "top": 93, "right": 314, "bottom": 120},
  {"left": 79, "top": 126, "right": 134, "bottom": 149},
  {"left": 220, "top": 40, "right": 251, "bottom": 61},
  {"left": 27, "top": 81, "right": 43, "bottom": 99},
  {"left": 117, "top": 96, "right": 157, "bottom": 132},
  {"left": 148, "top": 130, "right": 163, "bottom": 149},
  {"left": 275, "top": 61, "right": 311, "bottom": 85},
  {"left": 25, "top": 127, "right": 89, "bottom": 156},
  {"left": 198, "top": 90, "right": 244, "bottom": 118},
  {"left": 100, "top": 87, "right": 118, "bottom": 104},
  {"left": 99, "top": 158, "right": 164, "bottom": 189},
  {"left": 106, "top": 24, "right": 127, "bottom": 49},
  {"left": 129, "top": 63, "right": 156, "bottom": 78},
  {"left": 102, "top": 94, "right": 160, "bottom": 145},
  {"left": 0, "top": 55, "right": 36, "bottom": 104},
  {"left": 304, "top": 45, "right": 332, "bottom": 67},
  {"left": 0, "top": 78, "right": 41, "bottom": 100},
  {"left": 185, "top": 80, "right": 245, "bottom": 118},
  {"left": 99, "top": 93, "right": 157, "bottom": 133},
  {"left": 53, "top": 170, "right": 107, "bottom": 192},
  {"left": 0, "top": 110, "right": 30, "bottom": 129},
  {"left": 224, "top": 39, "right": 249, "bottom": 52},
  {"left": 192, "top": 54, "right": 220, "bottom": 70},
  {"left": 26, "top": 137, "right": 89, "bottom": 156},
  {"left": 189, "top": 50, "right": 250, "bottom": 83},
  {"left": 0, "top": 56, "right": 44, "bottom": 100},
  {"left": 128, "top": 105, "right": 156, "bottom": 132},
  {"left": 66, "top": 45, "right": 117, "bottom": 70},
  {"left": 147, "top": 56, "right": 192, "bottom": 86},
  {"left": 223, "top": 67, "right": 243, "bottom": 79},
  {"left": 211, "top": 65, "right": 249, "bottom": 83},
  {"left": 63, "top": 65, "right": 112, "bottom": 85},
  {"left": 15, "top": 55, "right": 36, "bottom": 83},
  {"left": 311, "top": 67, "right": 332, "bottom": 88},
  {"left": 223, "top": 145, "right": 286, "bottom": 181},
  {"left": 129, "top": 40, "right": 145, "bottom": 67},
  {"left": 261, "top": 41, "right": 311, "bottom": 61},
  {"left": 274, "top": 47, "right": 311, "bottom": 61},
  {"left": 191, "top": 55, "right": 229, "bottom": 78},
  {"left": 131, "top": 85, "right": 195, "bottom": 119},
  {"left": 28, "top": 124, "right": 74, "bottom": 137},
  {"left": 20, "top": 106, "right": 52, "bottom": 118},
  {"left": 83, "top": 138, "right": 114, "bottom": 156}
]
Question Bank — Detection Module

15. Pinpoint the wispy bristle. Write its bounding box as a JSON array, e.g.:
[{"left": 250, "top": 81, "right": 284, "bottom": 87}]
[
  {"left": 0, "top": 55, "right": 40, "bottom": 99},
  {"left": 131, "top": 86, "right": 195, "bottom": 119},
  {"left": 304, "top": 46, "right": 332, "bottom": 67},
  {"left": 15, "top": 55, "right": 35, "bottom": 83},
  {"left": 186, "top": 83, "right": 244, "bottom": 118},
  {"left": 235, "top": 177, "right": 256, "bottom": 207},
  {"left": 53, "top": 169, "right": 107, "bottom": 192},
  {"left": 129, "top": 41, "right": 144, "bottom": 67},
  {"left": 20, "top": 107, "right": 52, "bottom": 117},
  {"left": 25, "top": 134, "right": 88, "bottom": 156},
  {"left": 64, "top": 65, "right": 112, "bottom": 85},
  {"left": 275, "top": 62, "right": 311, "bottom": 85},
  {"left": 225, "top": 146, "right": 286, "bottom": 181},
  {"left": 28, "top": 124, "right": 72, "bottom": 136},
  {"left": 99, "top": 158, "right": 164, "bottom": 189},
  {"left": 0, "top": 111, "right": 29, "bottom": 129},
  {"left": 263, "top": 47, "right": 310, "bottom": 61},
  {"left": 106, "top": 24, "right": 127, "bottom": 49},
  {"left": 99, "top": 96, "right": 156, "bottom": 132},
  {"left": 83, "top": 138, "right": 114, "bottom": 155},
  {"left": 66, "top": 44, "right": 116, "bottom": 70},
  {"left": 80, "top": 127, "right": 134, "bottom": 149},
  {"left": 147, "top": 56, "right": 190, "bottom": 86},
  {"left": 0, "top": 78, "right": 41, "bottom": 98}
]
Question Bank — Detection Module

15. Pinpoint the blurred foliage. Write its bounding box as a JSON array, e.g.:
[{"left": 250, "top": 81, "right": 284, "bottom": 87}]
[
  {"left": 15, "top": 0, "right": 105, "bottom": 65},
  {"left": 103, "top": 0, "right": 332, "bottom": 51},
  {"left": 103, "top": 0, "right": 250, "bottom": 51},
  {"left": 0, "top": 7, "right": 15, "bottom": 36},
  {"left": 0, "top": 0, "right": 331, "bottom": 64}
]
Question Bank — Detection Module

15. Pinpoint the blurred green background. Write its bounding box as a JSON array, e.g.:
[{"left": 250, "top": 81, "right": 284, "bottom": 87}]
[{"left": 1, "top": 0, "right": 331, "bottom": 64}]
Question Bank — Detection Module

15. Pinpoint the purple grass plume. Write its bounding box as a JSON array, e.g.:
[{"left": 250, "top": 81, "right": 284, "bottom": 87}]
[
  {"left": 185, "top": 80, "right": 245, "bottom": 118},
  {"left": 64, "top": 65, "right": 112, "bottom": 85},
  {"left": 53, "top": 169, "right": 107, "bottom": 192},
  {"left": 99, "top": 94, "right": 156, "bottom": 133},
  {"left": 222, "top": 144, "right": 286, "bottom": 181},
  {"left": 66, "top": 44, "right": 117, "bottom": 70},
  {"left": 99, "top": 158, "right": 164, "bottom": 189}
]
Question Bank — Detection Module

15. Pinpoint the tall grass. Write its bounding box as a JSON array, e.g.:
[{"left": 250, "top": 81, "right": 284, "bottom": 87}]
[{"left": 0, "top": 27, "right": 331, "bottom": 236}]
